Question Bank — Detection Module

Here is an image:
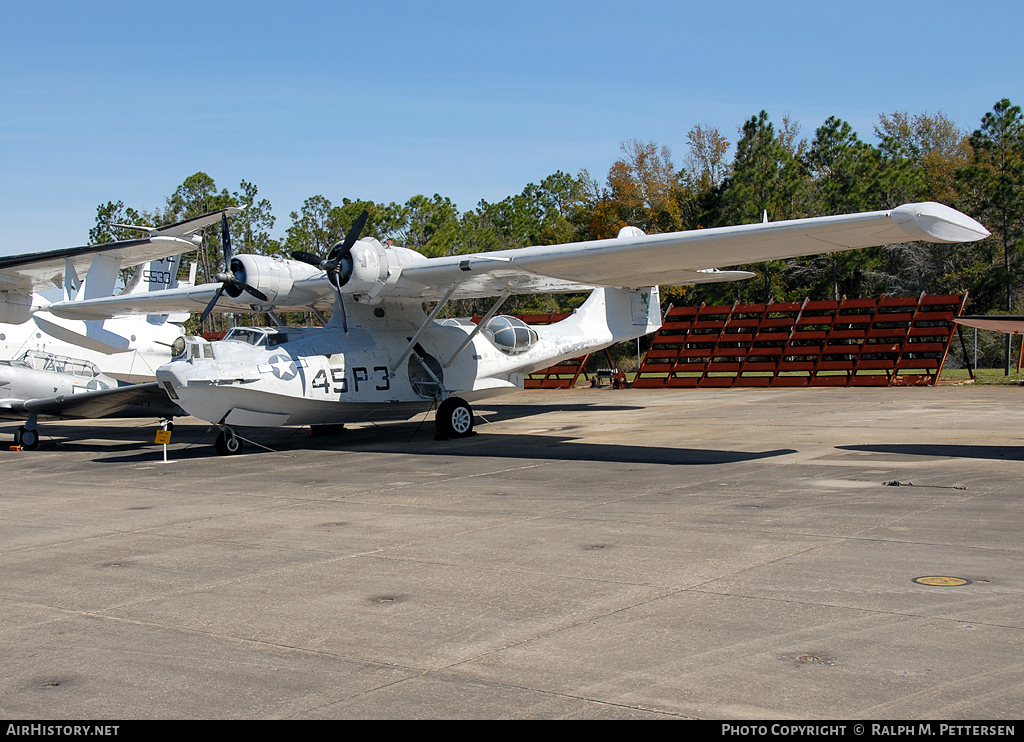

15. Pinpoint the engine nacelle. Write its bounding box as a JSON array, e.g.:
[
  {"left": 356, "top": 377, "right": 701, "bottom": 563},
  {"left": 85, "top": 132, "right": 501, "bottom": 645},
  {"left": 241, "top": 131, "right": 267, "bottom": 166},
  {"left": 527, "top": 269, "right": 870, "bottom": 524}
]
[
  {"left": 340, "top": 239, "right": 390, "bottom": 296},
  {"left": 0, "top": 292, "right": 47, "bottom": 324},
  {"left": 228, "top": 254, "right": 310, "bottom": 304}
]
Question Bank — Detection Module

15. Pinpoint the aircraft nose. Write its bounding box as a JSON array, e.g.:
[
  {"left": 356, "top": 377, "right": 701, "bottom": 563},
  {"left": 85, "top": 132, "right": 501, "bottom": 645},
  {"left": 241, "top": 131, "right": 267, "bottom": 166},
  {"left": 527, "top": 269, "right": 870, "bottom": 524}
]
[{"left": 156, "top": 364, "right": 188, "bottom": 390}]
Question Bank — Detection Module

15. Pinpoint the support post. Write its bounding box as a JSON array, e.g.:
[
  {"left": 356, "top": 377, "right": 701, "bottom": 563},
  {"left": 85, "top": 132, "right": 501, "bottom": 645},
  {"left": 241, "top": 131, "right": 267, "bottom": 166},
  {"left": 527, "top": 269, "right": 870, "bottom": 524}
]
[
  {"left": 443, "top": 288, "right": 511, "bottom": 369},
  {"left": 392, "top": 281, "right": 461, "bottom": 375}
]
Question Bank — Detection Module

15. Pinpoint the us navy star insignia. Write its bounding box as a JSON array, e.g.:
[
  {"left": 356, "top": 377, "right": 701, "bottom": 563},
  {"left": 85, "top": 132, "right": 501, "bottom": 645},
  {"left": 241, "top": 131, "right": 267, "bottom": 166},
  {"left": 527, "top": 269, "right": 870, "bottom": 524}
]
[{"left": 265, "top": 354, "right": 298, "bottom": 380}]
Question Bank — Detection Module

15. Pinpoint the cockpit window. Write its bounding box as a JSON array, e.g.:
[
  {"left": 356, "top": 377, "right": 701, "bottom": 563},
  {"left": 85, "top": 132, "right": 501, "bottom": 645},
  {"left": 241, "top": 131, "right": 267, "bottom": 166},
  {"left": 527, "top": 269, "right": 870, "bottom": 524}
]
[
  {"left": 176, "top": 336, "right": 213, "bottom": 362},
  {"left": 224, "top": 328, "right": 269, "bottom": 347},
  {"left": 223, "top": 327, "right": 288, "bottom": 347},
  {"left": 16, "top": 351, "right": 101, "bottom": 377}
]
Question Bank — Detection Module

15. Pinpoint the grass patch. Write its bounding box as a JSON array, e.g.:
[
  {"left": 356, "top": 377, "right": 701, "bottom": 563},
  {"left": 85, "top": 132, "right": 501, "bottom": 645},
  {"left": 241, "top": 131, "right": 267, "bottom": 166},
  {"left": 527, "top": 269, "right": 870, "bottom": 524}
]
[{"left": 940, "top": 368, "right": 1024, "bottom": 385}]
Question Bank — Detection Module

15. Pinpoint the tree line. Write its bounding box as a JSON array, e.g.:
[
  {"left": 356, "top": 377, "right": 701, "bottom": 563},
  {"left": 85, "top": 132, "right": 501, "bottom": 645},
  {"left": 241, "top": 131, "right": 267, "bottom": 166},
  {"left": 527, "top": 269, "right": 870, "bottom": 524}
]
[{"left": 91, "top": 99, "right": 1024, "bottom": 364}]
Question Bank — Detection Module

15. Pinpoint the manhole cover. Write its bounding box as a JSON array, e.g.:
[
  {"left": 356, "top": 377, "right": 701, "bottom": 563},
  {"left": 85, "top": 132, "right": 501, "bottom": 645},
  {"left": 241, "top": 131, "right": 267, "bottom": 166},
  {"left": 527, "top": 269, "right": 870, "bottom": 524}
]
[{"left": 912, "top": 576, "right": 972, "bottom": 587}]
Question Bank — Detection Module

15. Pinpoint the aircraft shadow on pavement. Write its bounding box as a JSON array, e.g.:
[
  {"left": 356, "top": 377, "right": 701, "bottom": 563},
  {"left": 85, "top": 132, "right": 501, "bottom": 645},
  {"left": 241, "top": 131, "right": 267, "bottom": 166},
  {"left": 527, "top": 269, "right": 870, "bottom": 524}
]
[
  {"left": 472, "top": 402, "right": 645, "bottom": 423},
  {"left": 41, "top": 418, "right": 796, "bottom": 467},
  {"left": 90, "top": 421, "right": 790, "bottom": 462},
  {"left": 0, "top": 402, "right": 643, "bottom": 457},
  {"left": 316, "top": 431, "right": 796, "bottom": 467},
  {"left": 837, "top": 444, "right": 1024, "bottom": 461},
  {"left": 1, "top": 422, "right": 162, "bottom": 454},
  {"left": 4, "top": 401, "right": 792, "bottom": 466}
]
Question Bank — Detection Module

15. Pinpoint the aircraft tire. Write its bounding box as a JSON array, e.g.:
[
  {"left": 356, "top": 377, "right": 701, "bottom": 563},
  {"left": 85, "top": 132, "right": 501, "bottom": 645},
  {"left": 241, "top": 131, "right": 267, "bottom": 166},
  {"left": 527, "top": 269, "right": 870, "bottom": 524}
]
[
  {"left": 215, "top": 430, "right": 242, "bottom": 455},
  {"left": 17, "top": 427, "right": 39, "bottom": 451},
  {"left": 435, "top": 397, "right": 474, "bottom": 440}
]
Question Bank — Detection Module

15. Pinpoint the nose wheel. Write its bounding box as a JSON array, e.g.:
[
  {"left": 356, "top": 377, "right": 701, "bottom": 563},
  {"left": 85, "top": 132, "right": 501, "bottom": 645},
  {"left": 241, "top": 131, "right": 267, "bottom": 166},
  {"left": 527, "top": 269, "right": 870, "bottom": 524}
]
[
  {"left": 435, "top": 396, "right": 475, "bottom": 440},
  {"left": 214, "top": 428, "right": 243, "bottom": 455}
]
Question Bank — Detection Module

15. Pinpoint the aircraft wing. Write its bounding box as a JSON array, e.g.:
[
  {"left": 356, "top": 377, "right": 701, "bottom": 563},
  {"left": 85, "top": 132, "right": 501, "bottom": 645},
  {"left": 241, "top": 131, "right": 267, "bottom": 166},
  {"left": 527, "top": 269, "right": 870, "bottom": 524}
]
[
  {"left": 954, "top": 316, "right": 1024, "bottom": 335},
  {"left": 399, "top": 202, "right": 989, "bottom": 296},
  {"left": 0, "top": 382, "right": 183, "bottom": 421},
  {"left": 47, "top": 285, "right": 230, "bottom": 320},
  {"left": 45, "top": 201, "right": 989, "bottom": 317},
  {"left": 0, "top": 208, "right": 241, "bottom": 294}
]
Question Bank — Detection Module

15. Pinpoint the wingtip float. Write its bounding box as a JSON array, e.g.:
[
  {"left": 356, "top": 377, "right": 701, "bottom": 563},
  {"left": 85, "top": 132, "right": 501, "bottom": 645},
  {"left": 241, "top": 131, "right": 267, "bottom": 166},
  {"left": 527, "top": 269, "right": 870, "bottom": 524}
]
[{"left": 889, "top": 202, "right": 990, "bottom": 244}]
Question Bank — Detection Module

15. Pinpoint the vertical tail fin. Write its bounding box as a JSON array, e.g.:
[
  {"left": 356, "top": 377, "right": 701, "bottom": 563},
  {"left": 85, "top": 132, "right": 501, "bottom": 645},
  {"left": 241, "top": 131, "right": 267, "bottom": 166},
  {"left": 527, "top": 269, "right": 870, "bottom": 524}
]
[
  {"left": 525, "top": 286, "right": 662, "bottom": 369},
  {"left": 119, "top": 255, "right": 185, "bottom": 325},
  {"left": 569, "top": 285, "right": 662, "bottom": 343},
  {"left": 123, "top": 255, "right": 182, "bottom": 295}
]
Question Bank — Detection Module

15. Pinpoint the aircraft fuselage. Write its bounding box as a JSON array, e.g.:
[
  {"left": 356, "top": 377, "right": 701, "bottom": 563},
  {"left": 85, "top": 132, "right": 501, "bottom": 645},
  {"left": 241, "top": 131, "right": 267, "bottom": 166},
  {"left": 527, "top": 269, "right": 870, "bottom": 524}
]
[
  {"left": 155, "top": 287, "right": 661, "bottom": 431},
  {"left": 0, "top": 352, "right": 119, "bottom": 407}
]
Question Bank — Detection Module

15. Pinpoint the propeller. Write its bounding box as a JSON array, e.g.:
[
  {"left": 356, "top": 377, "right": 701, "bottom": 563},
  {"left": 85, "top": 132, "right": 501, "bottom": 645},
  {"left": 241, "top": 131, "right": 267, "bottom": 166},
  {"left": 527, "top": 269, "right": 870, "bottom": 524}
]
[
  {"left": 291, "top": 210, "right": 369, "bottom": 335},
  {"left": 199, "top": 214, "right": 269, "bottom": 324}
]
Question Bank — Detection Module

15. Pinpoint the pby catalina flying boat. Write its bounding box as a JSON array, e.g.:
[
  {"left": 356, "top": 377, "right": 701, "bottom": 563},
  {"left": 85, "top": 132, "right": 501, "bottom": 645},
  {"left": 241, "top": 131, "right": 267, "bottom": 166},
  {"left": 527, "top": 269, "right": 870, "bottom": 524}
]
[
  {"left": 0, "top": 209, "right": 240, "bottom": 447},
  {"left": 43, "top": 202, "right": 989, "bottom": 455}
]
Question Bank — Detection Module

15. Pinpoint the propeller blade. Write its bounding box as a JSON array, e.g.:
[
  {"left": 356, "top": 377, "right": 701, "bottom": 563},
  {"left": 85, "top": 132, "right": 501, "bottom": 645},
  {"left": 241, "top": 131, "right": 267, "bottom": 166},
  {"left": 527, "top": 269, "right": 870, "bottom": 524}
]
[
  {"left": 333, "top": 285, "right": 349, "bottom": 336},
  {"left": 291, "top": 250, "right": 324, "bottom": 267},
  {"left": 200, "top": 284, "right": 226, "bottom": 324},
  {"left": 200, "top": 211, "right": 269, "bottom": 319},
  {"left": 291, "top": 211, "right": 367, "bottom": 335},
  {"left": 220, "top": 213, "right": 233, "bottom": 263},
  {"left": 338, "top": 209, "right": 369, "bottom": 255},
  {"left": 238, "top": 282, "right": 269, "bottom": 303},
  {"left": 320, "top": 210, "right": 369, "bottom": 289}
]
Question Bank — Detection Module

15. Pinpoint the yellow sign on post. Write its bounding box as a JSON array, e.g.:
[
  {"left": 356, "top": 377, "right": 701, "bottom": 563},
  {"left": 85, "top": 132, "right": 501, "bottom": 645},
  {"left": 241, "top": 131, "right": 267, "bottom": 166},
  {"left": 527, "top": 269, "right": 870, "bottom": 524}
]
[{"left": 154, "top": 430, "right": 172, "bottom": 445}]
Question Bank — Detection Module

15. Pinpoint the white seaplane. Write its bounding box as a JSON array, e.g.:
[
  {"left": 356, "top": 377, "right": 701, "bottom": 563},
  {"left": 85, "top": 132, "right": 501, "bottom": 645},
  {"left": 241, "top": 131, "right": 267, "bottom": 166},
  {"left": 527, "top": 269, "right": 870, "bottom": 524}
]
[{"left": 40, "top": 202, "right": 988, "bottom": 454}]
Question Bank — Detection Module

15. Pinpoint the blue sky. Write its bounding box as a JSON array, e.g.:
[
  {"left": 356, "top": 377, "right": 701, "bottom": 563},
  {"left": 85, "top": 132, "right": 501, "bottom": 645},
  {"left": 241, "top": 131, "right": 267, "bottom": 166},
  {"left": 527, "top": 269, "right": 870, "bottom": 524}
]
[{"left": 1, "top": 1, "right": 1020, "bottom": 255}]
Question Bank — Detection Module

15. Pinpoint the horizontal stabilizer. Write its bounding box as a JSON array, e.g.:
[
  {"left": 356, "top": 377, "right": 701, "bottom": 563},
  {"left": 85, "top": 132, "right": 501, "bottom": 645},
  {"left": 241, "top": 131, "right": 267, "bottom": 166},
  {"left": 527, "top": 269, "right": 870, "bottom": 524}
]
[{"left": 32, "top": 314, "right": 131, "bottom": 354}]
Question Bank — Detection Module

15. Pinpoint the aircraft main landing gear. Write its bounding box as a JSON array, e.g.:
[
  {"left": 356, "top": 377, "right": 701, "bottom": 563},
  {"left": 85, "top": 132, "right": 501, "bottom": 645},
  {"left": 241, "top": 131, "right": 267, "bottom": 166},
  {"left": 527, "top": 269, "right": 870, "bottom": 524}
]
[
  {"left": 214, "top": 428, "right": 243, "bottom": 455},
  {"left": 13, "top": 413, "right": 40, "bottom": 450},
  {"left": 13, "top": 426, "right": 39, "bottom": 451},
  {"left": 435, "top": 396, "right": 475, "bottom": 440}
]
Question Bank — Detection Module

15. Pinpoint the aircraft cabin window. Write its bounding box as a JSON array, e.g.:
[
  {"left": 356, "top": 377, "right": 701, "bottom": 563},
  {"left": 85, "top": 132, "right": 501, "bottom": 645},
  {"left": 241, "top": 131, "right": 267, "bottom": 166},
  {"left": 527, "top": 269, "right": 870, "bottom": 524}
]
[
  {"left": 225, "top": 328, "right": 269, "bottom": 346},
  {"left": 482, "top": 316, "right": 539, "bottom": 355}
]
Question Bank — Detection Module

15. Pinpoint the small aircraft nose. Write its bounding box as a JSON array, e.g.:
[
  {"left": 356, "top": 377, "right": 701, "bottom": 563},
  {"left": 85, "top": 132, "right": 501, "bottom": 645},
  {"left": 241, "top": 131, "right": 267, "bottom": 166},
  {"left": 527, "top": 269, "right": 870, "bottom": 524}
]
[{"left": 155, "top": 364, "right": 188, "bottom": 391}]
